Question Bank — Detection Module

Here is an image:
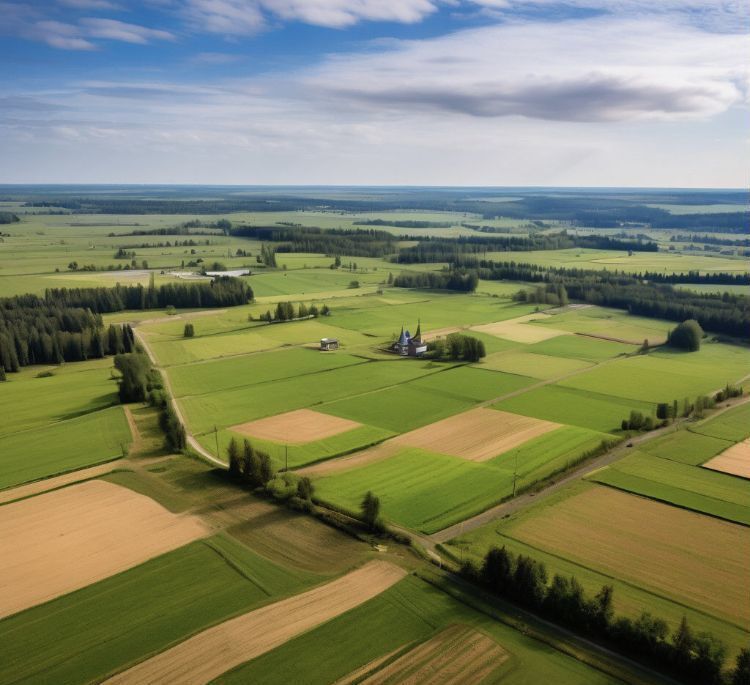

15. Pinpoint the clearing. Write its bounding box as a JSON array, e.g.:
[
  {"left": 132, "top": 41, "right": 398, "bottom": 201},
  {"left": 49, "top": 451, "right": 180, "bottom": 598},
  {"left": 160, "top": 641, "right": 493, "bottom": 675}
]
[
  {"left": 104, "top": 561, "right": 407, "bottom": 685},
  {"left": 703, "top": 440, "right": 750, "bottom": 479},
  {"left": 232, "top": 409, "right": 362, "bottom": 444},
  {"left": 392, "top": 408, "right": 560, "bottom": 462},
  {"left": 0, "top": 479, "right": 207, "bottom": 618}
]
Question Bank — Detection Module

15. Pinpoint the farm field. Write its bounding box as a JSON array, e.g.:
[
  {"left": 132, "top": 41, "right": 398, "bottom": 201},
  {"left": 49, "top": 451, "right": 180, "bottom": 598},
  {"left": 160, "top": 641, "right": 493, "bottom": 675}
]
[
  {"left": 215, "top": 574, "right": 622, "bottom": 685},
  {"left": 448, "top": 483, "right": 750, "bottom": 646},
  {"left": 0, "top": 534, "right": 321, "bottom": 685},
  {"left": 105, "top": 560, "right": 407, "bottom": 685},
  {"left": 0, "top": 356, "right": 133, "bottom": 490},
  {"left": 0, "top": 480, "right": 208, "bottom": 618},
  {"left": 2, "top": 189, "right": 749, "bottom": 685}
]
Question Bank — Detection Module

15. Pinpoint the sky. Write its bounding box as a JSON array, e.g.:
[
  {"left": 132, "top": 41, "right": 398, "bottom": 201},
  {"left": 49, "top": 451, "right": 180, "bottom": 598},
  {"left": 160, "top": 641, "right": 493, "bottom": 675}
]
[{"left": 0, "top": 0, "right": 748, "bottom": 187}]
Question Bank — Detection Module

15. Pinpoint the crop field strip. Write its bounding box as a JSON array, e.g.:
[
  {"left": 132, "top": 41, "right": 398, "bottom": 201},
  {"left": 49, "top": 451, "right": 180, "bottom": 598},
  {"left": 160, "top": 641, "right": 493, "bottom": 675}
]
[
  {"left": 0, "top": 534, "right": 323, "bottom": 685},
  {"left": 104, "top": 561, "right": 407, "bottom": 685},
  {"left": 703, "top": 440, "right": 750, "bottom": 478},
  {"left": 213, "top": 573, "right": 622, "bottom": 685},
  {"left": 0, "top": 479, "right": 208, "bottom": 618}
]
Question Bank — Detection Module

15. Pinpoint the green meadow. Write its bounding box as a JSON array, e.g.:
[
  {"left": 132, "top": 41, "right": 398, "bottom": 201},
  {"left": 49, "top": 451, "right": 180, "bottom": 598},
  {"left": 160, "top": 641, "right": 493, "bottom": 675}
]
[
  {"left": 527, "top": 334, "right": 637, "bottom": 362},
  {"left": 587, "top": 451, "right": 750, "bottom": 525},
  {"left": 639, "top": 430, "right": 732, "bottom": 466},
  {"left": 690, "top": 401, "right": 750, "bottom": 442},
  {"left": 0, "top": 535, "right": 319, "bottom": 685},
  {"left": 479, "top": 349, "right": 593, "bottom": 379},
  {"left": 493, "top": 385, "right": 653, "bottom": 433}
]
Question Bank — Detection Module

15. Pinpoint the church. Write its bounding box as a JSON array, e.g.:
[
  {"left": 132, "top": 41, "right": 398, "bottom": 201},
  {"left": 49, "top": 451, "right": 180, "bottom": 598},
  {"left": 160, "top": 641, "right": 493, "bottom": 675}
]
[{"left": 392, "top": 321, "right": 427, "bottom": 357}]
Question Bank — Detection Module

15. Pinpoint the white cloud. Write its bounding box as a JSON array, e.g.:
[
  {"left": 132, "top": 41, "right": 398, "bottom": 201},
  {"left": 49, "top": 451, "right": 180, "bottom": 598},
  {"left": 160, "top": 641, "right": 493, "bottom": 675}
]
[
  {"left": 80, "top": 17, "right": 175, "bottom": 43},
  {"left": 180, "top": 0, "right": 439, "bottom": 34},
  {"left": 303, "top": 16, "right": 749, "bottom": 122}
]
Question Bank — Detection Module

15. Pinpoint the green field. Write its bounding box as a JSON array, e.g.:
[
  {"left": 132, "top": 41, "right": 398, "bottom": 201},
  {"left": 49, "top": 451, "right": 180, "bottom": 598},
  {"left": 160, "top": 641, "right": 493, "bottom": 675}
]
[
  {"left": 690, "top": 401, "right": 750, "bottom": 442},
  {"left": 216, "top": 574, "right": 621, "bottom": 685},
  {"left": 588, "top": 451, "right": 750, "bottom": 525},
  {"left": 0, "top": 406, "right": 131, "bottom": 490},
  {"left": 0, "top": 535, "right": 320, "bottom": 684},
  {"left": 639, "top": 429, "right": 732, "bottom": 465},
  {"left": 559, "top": 343, "right": 749, "bottom": 404},
  {"left": 480, "top": 349, "right": 592, "bottom": 379},
  {"left": 493, "top": 385, "right": 653, "bottom": 433},
  {"left": 527, "top": 334, "right": 637, "bottom": 362}
]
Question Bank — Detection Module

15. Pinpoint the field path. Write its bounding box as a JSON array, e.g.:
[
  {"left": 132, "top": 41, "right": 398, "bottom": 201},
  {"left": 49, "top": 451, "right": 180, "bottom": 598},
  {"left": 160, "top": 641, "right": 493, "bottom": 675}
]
[
  {"left": 132, "top": 327, "right": 226, "bottom": 468},
  {"left": 104, "top": 560, "right": 407, "bottom": 685}
]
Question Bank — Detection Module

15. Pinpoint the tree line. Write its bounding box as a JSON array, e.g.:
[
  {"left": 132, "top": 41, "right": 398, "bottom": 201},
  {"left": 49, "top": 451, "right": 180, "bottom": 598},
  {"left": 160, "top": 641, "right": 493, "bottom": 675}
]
[
  {"left": 255, "top": 301, "right": 331, "bottom": 323},
  {"left": 0, "top": 212, "right": 19, "bottom": 224},
  {"left": 670, "top": 234, "right": 750, "bottom": 248},
  {"left": 393, "top": 270, "right": 479, "bottom": 292},
  {"left": 230, "top": 225, "right": 399, "bottom": 259},
  {"left": 486, "top": 261, "right": 749, "bottom": 338},
  {"left": 43, "top": 275, "right": 252, "bottom": 313},
  {"left": 393, "top": 233, "right": 657, "bottom": 264},
  {"left": 463, "top": 545, "right": 747, "bottom": 685}
]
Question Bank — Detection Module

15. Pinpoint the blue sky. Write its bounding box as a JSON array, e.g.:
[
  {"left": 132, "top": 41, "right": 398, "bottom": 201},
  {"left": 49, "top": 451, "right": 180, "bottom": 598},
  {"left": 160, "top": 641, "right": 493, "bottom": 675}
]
[{"left": 0, "top": 0, "right": 748, "bottom": 186}]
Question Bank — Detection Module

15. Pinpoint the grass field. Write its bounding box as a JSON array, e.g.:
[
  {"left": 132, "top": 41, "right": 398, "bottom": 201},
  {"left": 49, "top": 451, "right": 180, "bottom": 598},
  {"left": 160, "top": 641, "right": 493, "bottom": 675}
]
[
  {"left": 493, "top": 385, "right": 652, "bottom": 433},
  {"left": 690, "top": 402, "right": 750, "bottom": 442},
  {"left": 479, "top": 350, "right": 592, "bottom": 379},
  {"left": 527, "top": 335, "right": 637, "bottom": 362},
  {"left": 0, "top": 406, "right": 131, "bottom": 490},
  {"left": 588, "top": 451, "right": 750, "bottom": 525},
  {"left": 558, "top": 343, "right": 749, "bottom": 404},
  {"left": 0, "top": 535, "right": 320, "bottom": 685},
  {"left": 215, "top": 574, "right": 621, "bottom": 685}
]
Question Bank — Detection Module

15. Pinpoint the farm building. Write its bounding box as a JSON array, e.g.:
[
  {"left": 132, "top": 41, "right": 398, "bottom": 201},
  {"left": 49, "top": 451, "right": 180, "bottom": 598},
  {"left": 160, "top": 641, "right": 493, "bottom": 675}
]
[
  {"left": 320, "top": 337, "right": 339, "bottom": 351},
  {"left": 392, "top": 322, "right": 427, "bottom": 357}
]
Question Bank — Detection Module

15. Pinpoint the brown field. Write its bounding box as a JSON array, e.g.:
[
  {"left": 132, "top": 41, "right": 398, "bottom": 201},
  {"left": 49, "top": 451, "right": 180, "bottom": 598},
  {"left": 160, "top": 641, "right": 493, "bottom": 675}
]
[
  {"left": 471, "top": 313, "right": 570, "bottom": 343},
  {"left": 296, "top": 442, "right": 399, "bottom": 477},
  {"left": 704, "top": 440, "right": 750, "bottom": 479},
  {"left": 231, "top": 408, "right": 361, "bottom": 444},
  {"left": 0, "top": 480, "right": 208, "bottom": 619},
  {"left": 359, "top": 625, "right": 507, "bottom": 685},
  {"left": 104, "top": 561, "right": 407, "bottom": 685},
  {"left": 0, "top": 459, "right": 124, "bottom": 506},
  {"left": 508, "top": 485, "right": 750, "bottom": 625},
  {"left": 393, "top": 408, "right": 560, "bottom": 462}
]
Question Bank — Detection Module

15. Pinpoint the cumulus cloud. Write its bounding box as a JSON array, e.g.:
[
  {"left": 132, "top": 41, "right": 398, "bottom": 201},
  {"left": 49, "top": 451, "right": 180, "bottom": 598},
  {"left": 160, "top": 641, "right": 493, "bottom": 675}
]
[
  {"left": 180, "top": 0, "right": 439, "bottom": 34},
  {"left": 303, "top": 16, "right": 749, "bottom": 122}
]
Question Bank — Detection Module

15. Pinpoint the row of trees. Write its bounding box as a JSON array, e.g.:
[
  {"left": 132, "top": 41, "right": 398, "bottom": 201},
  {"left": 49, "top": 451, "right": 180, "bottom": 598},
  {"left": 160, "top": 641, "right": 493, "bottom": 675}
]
[
  {"left": 464, "top": 545, "right": 747, "bottom": 684},
  {"left": 393, "top": 233, "right": 657, "bottom": 263},
  {"left": 43, "top": 275, "right": 253, "bottom": 313},
  {"left": 493, "top": 261, "right": 748, "bottom": 338},
  {"left": 226, "top": 438, "right": 275, "bottom": 489},
  {"left": 393, "top": 269, "right": 478, "bottom": 292},
  {"left": 231, "top": 225, "right": 399, "bottom": 259},
  {"left": 428, "top": 333, "right": 486, "bottom": 362},
  {"left": 256, "top": 302, "right": 331, "bottom": 323}
]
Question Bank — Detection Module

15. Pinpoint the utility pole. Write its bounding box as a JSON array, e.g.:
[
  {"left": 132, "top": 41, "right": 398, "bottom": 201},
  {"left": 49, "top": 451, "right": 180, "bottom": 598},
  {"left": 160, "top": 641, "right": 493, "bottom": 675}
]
[
  {"left": 214, "top": 425, "right": 219, "bottom": 459},
  {"left": 512, "top": 449, "right": 519, "bottom": 498}
]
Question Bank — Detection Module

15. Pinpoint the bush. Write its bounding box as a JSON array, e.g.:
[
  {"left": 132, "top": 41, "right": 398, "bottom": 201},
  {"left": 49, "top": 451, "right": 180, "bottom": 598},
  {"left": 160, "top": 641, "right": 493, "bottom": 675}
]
[{"left": 667, "top": 319, "right": 703, "bottom": 351}]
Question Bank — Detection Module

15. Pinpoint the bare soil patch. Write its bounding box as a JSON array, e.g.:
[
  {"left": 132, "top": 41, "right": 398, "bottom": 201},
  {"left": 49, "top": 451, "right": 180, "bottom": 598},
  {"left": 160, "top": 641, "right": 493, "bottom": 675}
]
[
  {"left": 471, "top": 313, "right": 570, "bottom": 343},
  {"left": 704, "top": 440, "right": 750, "bottom": 479},
  {"left": 105, "top": 561, "right": 407, "bottom": 685},
  {"left": 393, "top": 408, "right": 560, "bottom": 462},
  {"left": 359, "top": 625, "right": 507, "bottom": 685},
  {"left": 0, "top": 480, "right": 208, "bottom": 619},
  {"left": 297, "top": 442, "right": 400, "bottom": 477},
  {"left": 231, "top": 409, "right": 362, "bottom": 444}
]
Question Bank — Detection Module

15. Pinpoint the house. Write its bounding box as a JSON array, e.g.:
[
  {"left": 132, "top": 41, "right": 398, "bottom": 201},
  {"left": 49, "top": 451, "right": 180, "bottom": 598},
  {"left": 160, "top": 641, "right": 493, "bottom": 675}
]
[
  {"left": 320, "top": 337, "right": 339, "bottom": 351},
  {"left": 392, "top": 321, "right": 427, "bottom": 357}
]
